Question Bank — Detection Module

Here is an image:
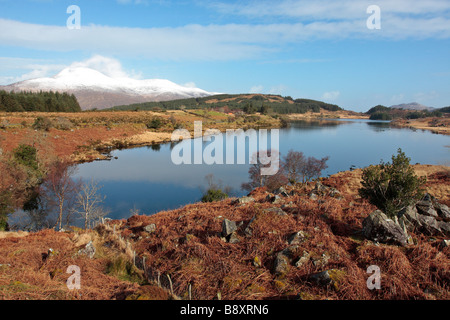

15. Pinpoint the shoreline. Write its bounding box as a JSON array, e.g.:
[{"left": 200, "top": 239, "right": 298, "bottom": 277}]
[
  {"left": 1, "top": 163, "right": 449, "bottom": 300},
  {"left": 2, "top": 111, "right": 448, "bottom": 166},
  {"left": 390, "top": 117, "right": 450, "bottom": 136}
]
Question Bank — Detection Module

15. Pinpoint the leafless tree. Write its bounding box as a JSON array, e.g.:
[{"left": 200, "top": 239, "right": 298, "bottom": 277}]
[
  {"left": 283, "top": 149, "right": 329, "bottom": 184},
  {"left": 42, "top": 160, "right": 80, "bottom": 231},
  {"left": 202, "top": 173, "right": 233, "bottom": 197},
  {"left": 73, "top": 179, "right": 109, "bottom": 229},
  {"left": 241, "top": 150, "right": 288, "bottom": 192}
]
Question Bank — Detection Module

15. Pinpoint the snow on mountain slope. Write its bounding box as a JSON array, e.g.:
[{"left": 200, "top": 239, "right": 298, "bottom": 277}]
[{"left": 2, "top": 67, "right": 215, "bottom": 110}]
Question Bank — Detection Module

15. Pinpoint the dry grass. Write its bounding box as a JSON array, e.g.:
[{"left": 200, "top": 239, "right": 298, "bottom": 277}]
[
  {"left": 391, "top": 117, "right": 450, "bottom": 136},
  {"left": 0, "top": 110, "right": 281, "bottom": 163},
  {"left": 111, "top": 175, "right": 450, "bottom": 300},
  {"left": 287, "top": 110, "right": 368, "bottom": 120},
  {"left": 0, "top": 167, "right": 449, "bottom": 300},
  {"left": 0, "top": 227, "right": 170, "bottom": 300},
  {"left": 0, "top": 231, "right": 29, "bottom": 239},
  {"left": 324, "top": 164, "right": 450, "bottom": 203}
]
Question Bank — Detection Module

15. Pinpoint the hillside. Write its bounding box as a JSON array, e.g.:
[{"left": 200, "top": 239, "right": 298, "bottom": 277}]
[
  {"left": 110, "top": 94, "right": 343, "bottom": 115},
  {"left": 390, "top": 102, "right": 435, "bottom": 111},
  {"left": 365, "top": 104, "right": 446, "bottom": 120},
  {"left": 0, "top": 165, "right": 448, "bottom": 301}
]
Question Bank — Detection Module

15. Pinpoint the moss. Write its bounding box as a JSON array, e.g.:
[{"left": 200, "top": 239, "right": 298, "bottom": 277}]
[
  {"left": 244, "top": 282, "right": 266, "bottom": 295},
  {"left": 180, "top": 257, "right": 205, "bottom": 273},
  {"left": 222, "top": 276, "right": 243, "bottom": 291},
  {"left": 70, "top": 226, "right": 84, "bottom": 233},
  {"left": 274, "top": 280, "right": 287, "bottom": 291},
  {"left": 253, "top": 256, "right": 262, "bottom": 268},
  {"left": 298, "top": 291, "right": 316, "bottom": 300},
  {"left": 328, "top": 269, "right": 346, "bottom": 291},
  {"left": 105, "top": 255, "right": 145, "bottom": 284},
  {"left": 50, "top": 268, "right": 64, "bottom": 279},
  {"left": 183, "top": 233, "right": 197, "bottom": 244},
  {"left": 0, "top": 280, "right": 35, "bottom": 294},
  {"left": 125, "top": 285, "right": 170, "bottom": 300},
  {"left": 9, "top": 249, "right": 26, "bottom": 257}
]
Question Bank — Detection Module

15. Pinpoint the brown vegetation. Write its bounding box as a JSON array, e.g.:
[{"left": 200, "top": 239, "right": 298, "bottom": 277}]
[
  {"left": 0, "top": 110, "right": 282, "bottom": 163},
  {"left": 326, "top": 165, "right": 449, "bottom": 204},
  {"left": 287, "top": 110, "right": 367, "bottom": 120},
  {"left": 0, "top": 110, "right": 449, "bottom": 300},
  {"left": 1, "top": 164, "right": 448, "bottom": 300},
  {"left": 391, "top": 117, "right": 450, "bottom": 135}
]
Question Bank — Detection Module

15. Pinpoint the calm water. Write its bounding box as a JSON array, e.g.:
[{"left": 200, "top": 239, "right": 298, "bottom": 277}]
[{"left": 73, "top": 119, "right": 449, "bottom": 220}]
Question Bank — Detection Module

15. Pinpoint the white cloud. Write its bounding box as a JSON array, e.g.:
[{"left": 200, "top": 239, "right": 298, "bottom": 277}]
[
  {"left": 0, "top": 55, "right": 142, "bottom": 84},
  {"left": 69, "top": 55, "right": 131, "bottom": 78},
  {"left": 248, "top": 84, "right": 288, "bottom": 95},
  {"left": 0, "top": 4, "right": 449, "bottom": 63},
  {"left": 268, "top": 84, "right": 288, "bottom": 96},
  {"left": 390, "top": 94, "right": 405, "bottom": 104},
  {"left": 0, "top": 57, "right": 67, "bottom": 84},
  {"left": 210, "top": 0, "right": 450, "bottom": 20},
  {"left": 249, "top": 85, "right": 264, "bottom": 93},
  {"left": 183, "top": 81, "right": 197, "bottom": 88},
  {"left": 413, "top": 91, "right": 439, "bottom": 104},
  {"left": 321, "top": 91, "right": 340, "bottom": 102}
]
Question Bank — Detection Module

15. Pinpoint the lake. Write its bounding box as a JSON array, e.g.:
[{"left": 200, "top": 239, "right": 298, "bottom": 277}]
[{"left": 73, "top": 119, "right": 449, "bottom": 220}]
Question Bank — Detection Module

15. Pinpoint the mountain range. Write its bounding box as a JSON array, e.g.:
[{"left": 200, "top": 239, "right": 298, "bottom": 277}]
[
  {"left": 389, "top": 102, "right": 434, "bottom": 111},
  {"left": 0, "top": 67, "right": 216, "bottom": 110}
]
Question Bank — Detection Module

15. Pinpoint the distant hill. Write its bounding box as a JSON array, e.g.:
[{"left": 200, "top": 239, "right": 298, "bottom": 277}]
[
  {"left": 366, "top": 105, "right": 391, "bottom": 115},
  {"left": 439, "top": 106, "right": 450, "bottom": 113},
  {"left": 390, "top": 102, "right": 435, "bottom": 111},
  {"left": 366, "top": 103, "right": 445, "bottom": 121},
  {"left": 109, "top": 94, "right": 343, "bottom": 114}
]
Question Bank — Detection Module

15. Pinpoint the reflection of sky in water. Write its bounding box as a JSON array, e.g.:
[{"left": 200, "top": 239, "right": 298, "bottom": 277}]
[{"left": 75, "top": 119, "right": 449, "bottom": 219}]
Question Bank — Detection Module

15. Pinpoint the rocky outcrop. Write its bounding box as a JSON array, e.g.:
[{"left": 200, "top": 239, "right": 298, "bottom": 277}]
[
  {"left": 362, "top": 210, "right": 409, "bottom": 246},
  {"left": 232, "top": 196, "right": 255, "bottom": 205},
  {"left": 309, "top": 181, "right": 343, "bottom": 200},
  {"left": 288, "top": 231, "right": 308, "bottom": 245},
  {"left": 309, "top": 269, "right": 345, "bottom": 289},
  {"left": 221, "top": 219, "right": 237, "bottom": 237},
  {"left": 77, "top": 241, "right": 96, "bottom": 259},
  {"left": 398, "top": 194, "right": 450, "bottom": 237},
  {"left": 221, "top": 219, "right": 240, "bottom": 243},
  {"left": 294, "top": 251, "right": 311, "bottom": 268},
  {"left": 262, "top": 207, "right": 287, "bottom": 216},
  {"left": 273, "top": 246, "right": 298, "bottom": 278},
  {"left": 143, "top": 223, "right": 156, "bottom": 234},
  {"left": 363, "top": 194, "right": 450, "bottom": 246}
]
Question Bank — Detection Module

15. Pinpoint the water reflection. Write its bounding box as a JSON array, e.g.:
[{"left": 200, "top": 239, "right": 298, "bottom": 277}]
[
  {"left": 11, "top": 118, "right": 449, "bottom": 225},
  {"left": 289, "top": 119, "right": 343, "bottom": 130},
  {"left": 365, "top": 121, "right": 392, "bottom": 132}
]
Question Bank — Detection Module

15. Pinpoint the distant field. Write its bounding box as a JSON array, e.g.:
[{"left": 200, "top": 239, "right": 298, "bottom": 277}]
[{"left": 0, "top": 109, "right": 282, "bottom": 163}]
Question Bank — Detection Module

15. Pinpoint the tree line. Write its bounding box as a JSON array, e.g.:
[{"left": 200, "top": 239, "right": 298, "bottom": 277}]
[
  {"left": 0, "top": 90, "right": 81, "bottom": 112},
  {"left": 110, "top": 94, "right": 343, "bottom": 115},
  {"left": 366, "top": 104, "right": 446, "bottom": 120}
]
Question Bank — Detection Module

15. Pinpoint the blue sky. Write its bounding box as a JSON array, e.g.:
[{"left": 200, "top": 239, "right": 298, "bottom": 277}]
[{"left": 0, "top": 0, "right": 449, "bottom": 111}]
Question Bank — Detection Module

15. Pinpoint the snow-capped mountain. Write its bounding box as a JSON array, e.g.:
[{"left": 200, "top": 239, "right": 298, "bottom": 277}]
[{"left": 1, "top": 67, "right": 216, "bottom": 110}]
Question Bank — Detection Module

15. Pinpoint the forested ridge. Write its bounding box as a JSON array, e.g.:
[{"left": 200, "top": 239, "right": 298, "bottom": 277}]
[{"left": 110, "top": 94, "right": 343, "bottom": 114}]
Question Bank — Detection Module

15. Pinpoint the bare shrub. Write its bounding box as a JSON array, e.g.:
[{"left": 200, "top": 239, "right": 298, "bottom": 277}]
[{"left": 283, "top": 149, "right": 329, "bottom": 184}]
